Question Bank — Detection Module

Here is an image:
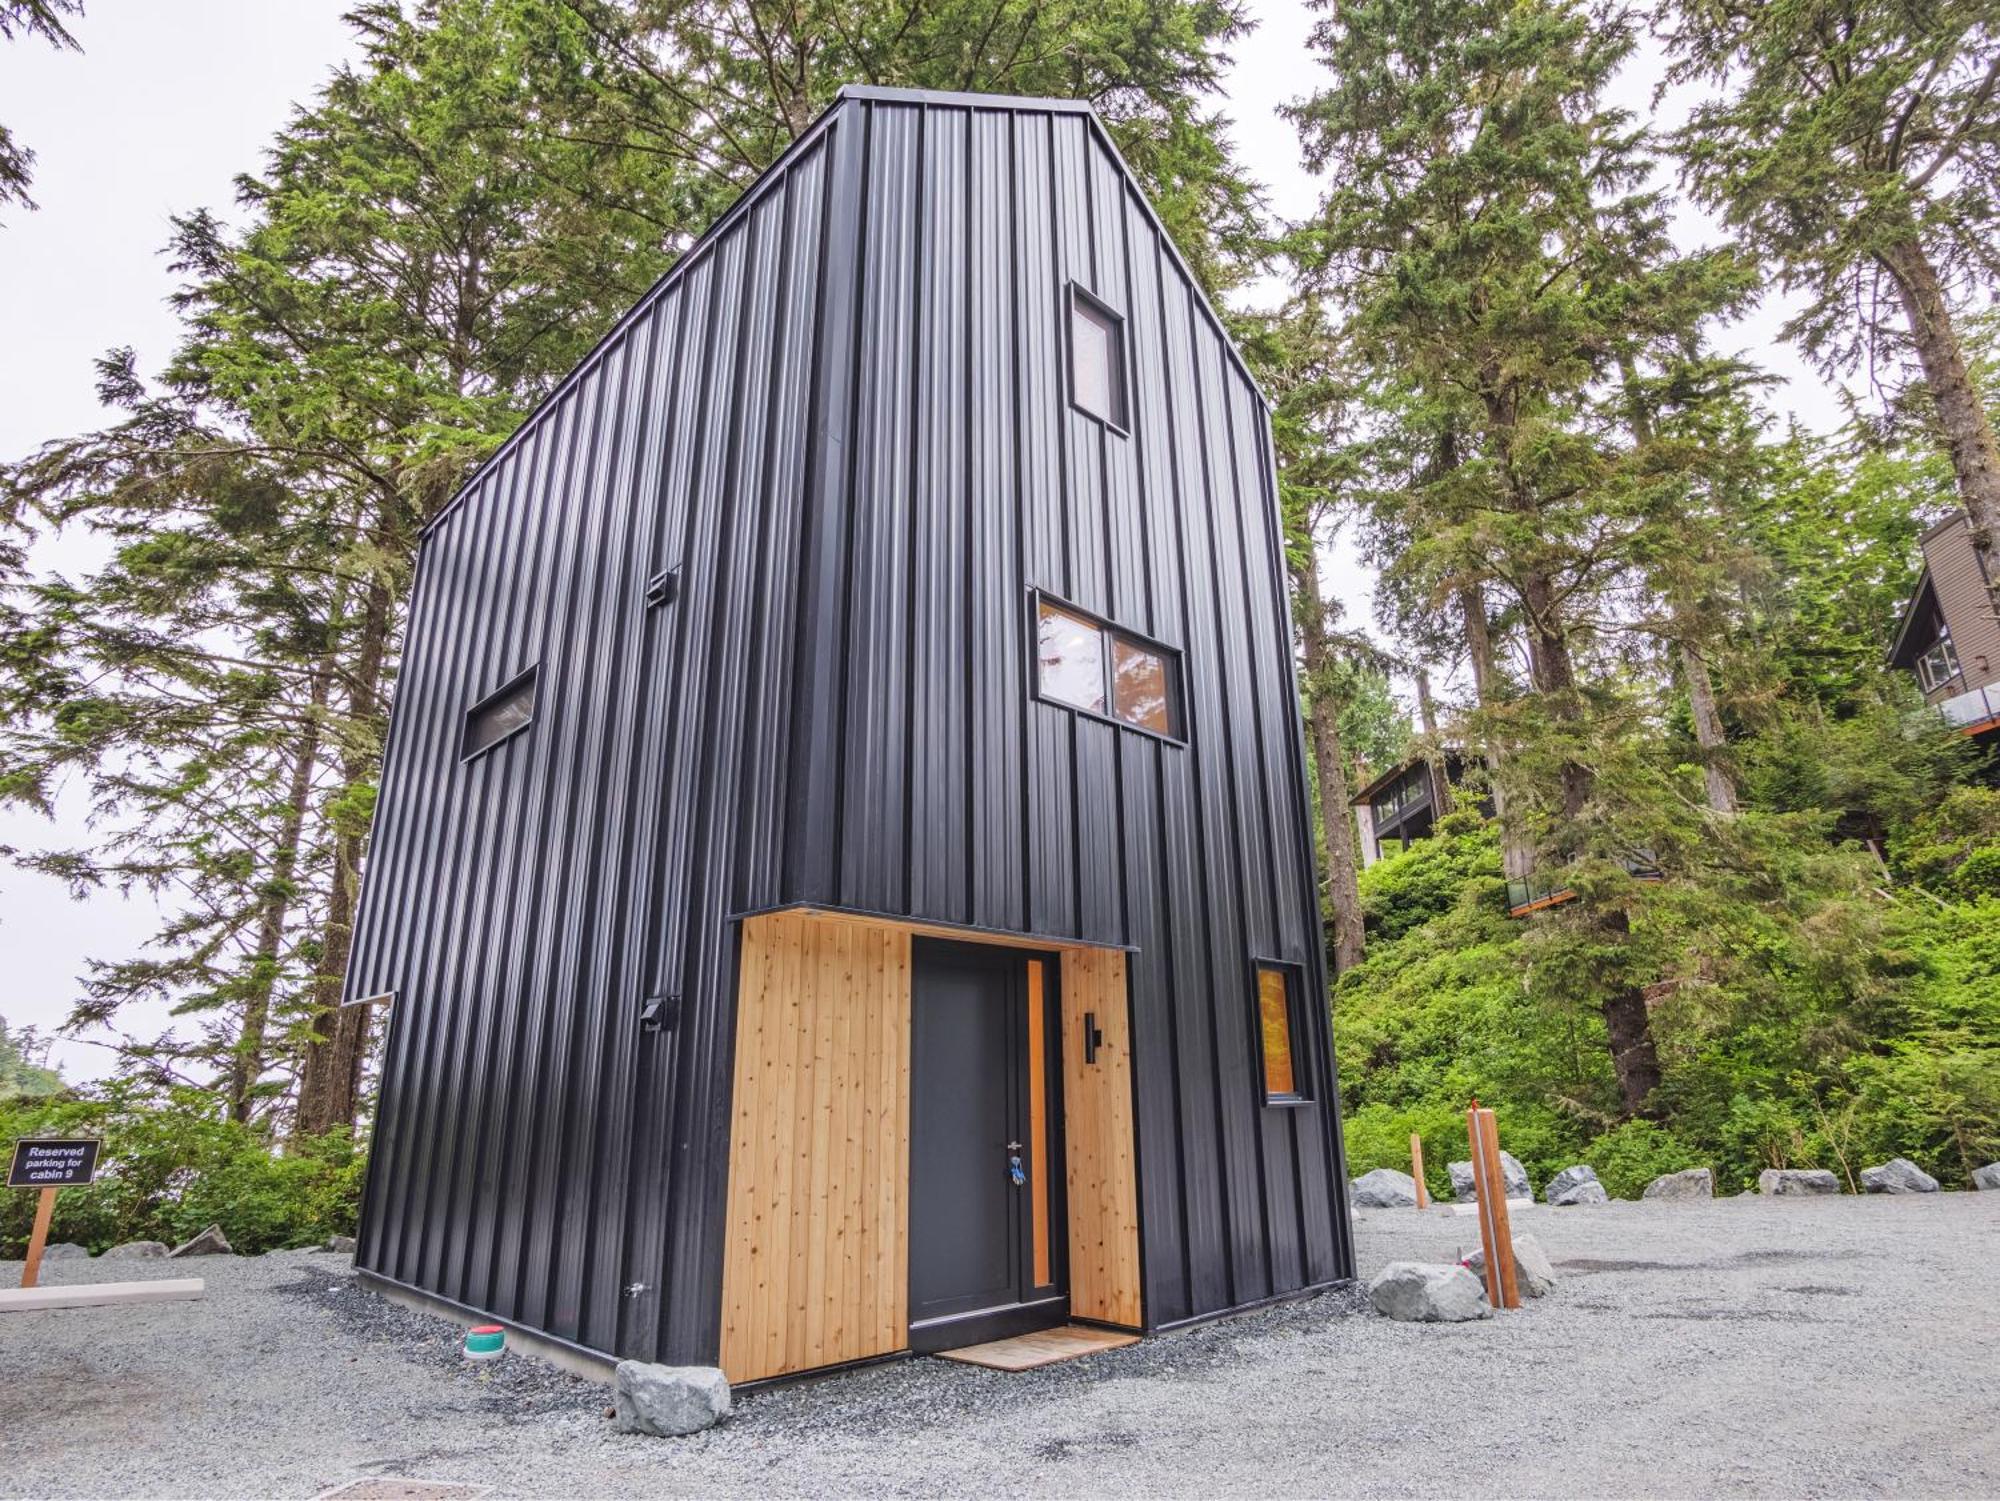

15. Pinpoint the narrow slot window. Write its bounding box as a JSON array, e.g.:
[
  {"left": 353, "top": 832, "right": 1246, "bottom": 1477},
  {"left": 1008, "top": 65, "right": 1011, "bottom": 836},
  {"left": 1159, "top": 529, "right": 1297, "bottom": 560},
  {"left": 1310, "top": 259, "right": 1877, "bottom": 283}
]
[
  {"left": 1112, "top": 635, "right": 1176, "bottom": 737},
  {"left": 1036, "top": 600, "right": 1107, "bottom": 714},
  {"left": 1256, "top": 963, "right": 1304, "bottom": 1103},
  {"left": 463, "top": 668, "right": 537, "bottom": 759},
  {"left": 1069, "top": 286, "right": 1129, "bottom": 430}
]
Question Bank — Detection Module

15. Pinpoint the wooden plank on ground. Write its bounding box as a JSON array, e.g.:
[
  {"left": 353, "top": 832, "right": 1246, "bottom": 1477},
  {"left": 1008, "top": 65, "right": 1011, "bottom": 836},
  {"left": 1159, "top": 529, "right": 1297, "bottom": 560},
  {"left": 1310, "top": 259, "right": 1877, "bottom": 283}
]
[
  {"left": 0, "top": 1278, "right": 205, "bottom": 1312},
  {"left": 935, "top": 1323, "right": 1139, "bottom": 1371}
]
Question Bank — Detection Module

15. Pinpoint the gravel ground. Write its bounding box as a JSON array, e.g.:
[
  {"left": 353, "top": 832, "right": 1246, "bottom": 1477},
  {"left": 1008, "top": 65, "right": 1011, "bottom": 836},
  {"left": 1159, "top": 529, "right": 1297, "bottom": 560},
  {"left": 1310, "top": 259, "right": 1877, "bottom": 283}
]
[{"left": 4, "top": 1193, "right": 1997, "bottom": 1498}]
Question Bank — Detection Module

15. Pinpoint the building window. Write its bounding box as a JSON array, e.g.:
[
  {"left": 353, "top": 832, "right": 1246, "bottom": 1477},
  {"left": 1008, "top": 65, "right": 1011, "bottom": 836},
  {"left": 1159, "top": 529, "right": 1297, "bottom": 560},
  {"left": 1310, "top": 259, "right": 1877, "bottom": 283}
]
[
  {"left": 1255, "top": 962, "right": 1307, "bottom": 1104},
  {"left": 1068, "top": 285, "right": 1129, "bottom": 431},
  {"left": 1034, "top": 592, "right": 1182, "bottom": 741},
  {"left": 463, "top": 667, "right": 538, "bottom": 759},
  {"left": 1916, "top": 634, "right": 1961, "bottom": 693}
]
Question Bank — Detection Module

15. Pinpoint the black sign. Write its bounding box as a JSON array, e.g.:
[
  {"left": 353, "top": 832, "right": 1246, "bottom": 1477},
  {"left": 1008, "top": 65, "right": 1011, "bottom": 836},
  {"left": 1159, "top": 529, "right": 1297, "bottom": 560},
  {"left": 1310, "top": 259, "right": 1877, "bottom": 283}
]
[{"left": 7, "top": 1137, "right": 101, "bottom": 1189}]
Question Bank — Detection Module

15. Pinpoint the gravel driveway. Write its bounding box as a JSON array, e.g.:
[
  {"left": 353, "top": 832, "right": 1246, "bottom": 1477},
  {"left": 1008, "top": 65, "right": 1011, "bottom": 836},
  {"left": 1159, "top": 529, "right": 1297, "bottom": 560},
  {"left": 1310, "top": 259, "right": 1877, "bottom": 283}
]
[{"left": 4, "top": 1193, "right": 1996, "bottom": 1498}]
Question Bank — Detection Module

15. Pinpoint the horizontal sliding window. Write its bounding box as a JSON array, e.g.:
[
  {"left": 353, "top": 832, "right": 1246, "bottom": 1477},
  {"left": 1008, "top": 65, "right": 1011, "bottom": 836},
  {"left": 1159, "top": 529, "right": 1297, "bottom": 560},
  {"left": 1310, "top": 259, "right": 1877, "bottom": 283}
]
[
  {"left": 1034, "top": 594, "right": 1182, "bottom": 741},
  {"left": 463, "top": 667, "right": 537, "bottom": 760}
]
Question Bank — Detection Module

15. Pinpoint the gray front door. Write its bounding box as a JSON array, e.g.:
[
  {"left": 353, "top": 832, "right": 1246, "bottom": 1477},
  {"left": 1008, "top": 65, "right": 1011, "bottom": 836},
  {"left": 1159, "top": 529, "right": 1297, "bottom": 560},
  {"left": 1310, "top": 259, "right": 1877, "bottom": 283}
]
[{"left": 907, "top": 939, "right": 1065, "bottom": 1349}]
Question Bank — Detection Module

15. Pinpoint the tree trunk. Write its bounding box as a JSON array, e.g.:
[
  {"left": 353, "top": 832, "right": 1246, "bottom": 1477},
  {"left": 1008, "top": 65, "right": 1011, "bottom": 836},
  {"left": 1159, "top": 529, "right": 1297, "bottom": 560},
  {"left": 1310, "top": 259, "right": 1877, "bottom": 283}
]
[
  {"left": 1616, "top": 357, "right": 1738, "bottom": 816},
  {"left": 295, "top": 573, "right": 392, "bottom": 1136},
  {"left": 1681, "top": 642, "right": 1737, "bottom": 815},
  {"left": 1880, "top": 236, "right": 2000, "bottom": 587},
  {"left": 227, "top": 664, "right": 329, "bottom": 1122},
  {"left": 1415, "top": 669, "right": 1453, "bottom": 815},
  {"left": 1517, "top": 569, "right": 1663, "bottom": 1118},
  {"left": 1292, "top": 553, "right": 1366, "bottom": 975},
  {"left": 1600, "top": 917, "right": 1665, "bottom": 1118},
  {"left": 1459, "top": 582, "right": 1531, "bottom": 881}
]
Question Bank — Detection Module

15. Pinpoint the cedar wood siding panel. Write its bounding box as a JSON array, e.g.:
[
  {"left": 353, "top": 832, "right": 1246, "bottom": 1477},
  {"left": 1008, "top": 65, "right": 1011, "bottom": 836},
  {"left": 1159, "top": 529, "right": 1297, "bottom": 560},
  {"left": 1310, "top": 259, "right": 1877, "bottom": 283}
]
[
  {"left": 796, "top": 96, "right": 1351, "bottom": 1327},
  {"left": 1925, "top": 515, "right": 2000, "bottom": 693},
  {"left": 351, "top": 88, "right": 1351, "bottom": 1367}
]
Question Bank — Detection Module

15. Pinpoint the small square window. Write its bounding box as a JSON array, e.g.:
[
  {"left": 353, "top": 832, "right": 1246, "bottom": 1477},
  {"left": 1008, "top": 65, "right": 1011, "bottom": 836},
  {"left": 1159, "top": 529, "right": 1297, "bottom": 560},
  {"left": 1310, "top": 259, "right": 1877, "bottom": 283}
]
[
  {"left": 1256, "top": 963, "right": 1306, "bottom": 1103},
  {"left": 463, "top": 667, "right": 537, "bottom": 759},
  {"left": 1036, "top": 601, "right": 1107, "bottom": 715},
  {"left": 1069, "top": 286, "right": 1128, "bottom": 430},
  {"left": 1112, "top": 636, "right": 1176, "bottom": 737}
]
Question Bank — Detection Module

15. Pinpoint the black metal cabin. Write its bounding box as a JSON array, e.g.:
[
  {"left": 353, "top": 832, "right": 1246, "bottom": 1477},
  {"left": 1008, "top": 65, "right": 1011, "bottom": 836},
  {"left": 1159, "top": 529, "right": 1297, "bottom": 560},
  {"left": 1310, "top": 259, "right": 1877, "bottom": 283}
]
[{"left": 348, "top": 85, "right": 1353, "bottom": 1381}]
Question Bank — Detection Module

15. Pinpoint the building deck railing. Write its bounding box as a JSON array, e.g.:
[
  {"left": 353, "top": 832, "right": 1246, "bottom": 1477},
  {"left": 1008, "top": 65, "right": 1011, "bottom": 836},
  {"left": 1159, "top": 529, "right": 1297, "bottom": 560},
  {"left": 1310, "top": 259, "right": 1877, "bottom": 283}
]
[
  {"left": 1506, "top": 855, "right": 1662, "bottom": 917},
  {"left": 1938, "top": 683, "right": 2000, "bottom": 737}
]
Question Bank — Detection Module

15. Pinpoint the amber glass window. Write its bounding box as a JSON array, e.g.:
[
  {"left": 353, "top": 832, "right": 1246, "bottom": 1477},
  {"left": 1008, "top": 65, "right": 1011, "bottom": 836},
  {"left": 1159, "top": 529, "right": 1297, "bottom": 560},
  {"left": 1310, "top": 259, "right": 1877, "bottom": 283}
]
[
  {"left": 1112, "top": 637, "right": 1174, "bottom": 735},
  {"left": 1069, "top": 286, "right": 1129, "bottom": 430},
  {"left": 1034, "top": 594, "right": 1182, "bottom": 741},
  {"left": 463, "top": 667, "right": 537, "bottom": 759},
  {"left": 1257, "top": 964, "right": 1303, "bottom": 1101}
]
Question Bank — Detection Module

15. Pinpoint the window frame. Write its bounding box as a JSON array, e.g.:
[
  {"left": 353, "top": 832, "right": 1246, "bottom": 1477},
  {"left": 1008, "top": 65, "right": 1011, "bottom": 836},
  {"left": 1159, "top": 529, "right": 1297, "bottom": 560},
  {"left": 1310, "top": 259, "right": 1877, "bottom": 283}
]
[
  {"left": 1028, "top": 587, "right": 1186, "bottom": 746},
  {"left": 460, "top": 664, "right": 540, "bottom": 762},
  {"left": 1065, "top": 282, "right": 1132, "bottom": 436},
  {"left": 1249, "top": 957, "right": 1312, "bottom": 1108},
  {"left": 1916, "top": 633, "right": 1962, "bottom": 693}
]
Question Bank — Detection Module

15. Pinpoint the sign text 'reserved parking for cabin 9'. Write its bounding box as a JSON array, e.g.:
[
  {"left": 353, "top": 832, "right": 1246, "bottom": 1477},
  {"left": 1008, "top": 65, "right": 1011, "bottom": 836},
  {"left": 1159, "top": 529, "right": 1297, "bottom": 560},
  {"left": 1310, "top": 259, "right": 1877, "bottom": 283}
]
[{"left": 8, "top": 1137, "right": 101, "bottom": 1189}]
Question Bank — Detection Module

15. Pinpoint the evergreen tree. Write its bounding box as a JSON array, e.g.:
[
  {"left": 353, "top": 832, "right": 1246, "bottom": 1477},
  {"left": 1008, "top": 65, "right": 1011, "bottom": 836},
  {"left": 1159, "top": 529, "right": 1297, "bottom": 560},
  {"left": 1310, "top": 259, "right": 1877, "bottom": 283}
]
[
  {"left": 568, "top": 0, "right": 1266, "bottom": 294},
  {"left": 1288, "top": 0, "right": 1758, "bottom": 1114},
  {"left": 1664, "top": 0, "right": 2000, "bottom": 599},
  {"left": 1242, "top": 299, "right": 1383, "bottom": 972},
  {"left": 0, "top": 0, "right": 82, "bottom": 215}
]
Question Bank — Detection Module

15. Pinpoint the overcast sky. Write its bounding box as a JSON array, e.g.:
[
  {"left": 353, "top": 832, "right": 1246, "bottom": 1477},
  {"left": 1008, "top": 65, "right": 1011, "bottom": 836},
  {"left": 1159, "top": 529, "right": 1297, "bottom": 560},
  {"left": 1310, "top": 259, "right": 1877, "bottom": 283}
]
[{"left": 1, "top": 0, "right": 1850, "bottom": 1081}]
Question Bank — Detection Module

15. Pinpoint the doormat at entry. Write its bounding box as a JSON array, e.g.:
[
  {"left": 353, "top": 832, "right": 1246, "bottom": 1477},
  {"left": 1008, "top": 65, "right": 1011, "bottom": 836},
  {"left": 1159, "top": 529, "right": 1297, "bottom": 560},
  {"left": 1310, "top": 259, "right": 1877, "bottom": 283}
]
[{"left": 935, "top": 1324, "right": 1139, "bottom": 1371}]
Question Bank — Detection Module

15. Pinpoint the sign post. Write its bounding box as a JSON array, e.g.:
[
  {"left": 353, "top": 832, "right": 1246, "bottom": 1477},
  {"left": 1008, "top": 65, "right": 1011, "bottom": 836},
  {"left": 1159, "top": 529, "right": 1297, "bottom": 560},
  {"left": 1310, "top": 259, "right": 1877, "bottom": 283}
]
[{"left": 8, "top": 1138, "right": 101, "bottom": 1289}]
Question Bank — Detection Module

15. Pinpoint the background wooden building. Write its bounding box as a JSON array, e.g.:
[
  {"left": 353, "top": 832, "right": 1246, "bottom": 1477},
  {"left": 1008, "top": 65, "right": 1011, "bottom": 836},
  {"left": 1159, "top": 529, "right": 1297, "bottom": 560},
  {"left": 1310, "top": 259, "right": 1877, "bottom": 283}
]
[
  {"left": 347, "top": 85, "right": 1352, "bottom": 1383},
  {"left": 1888, "top": 511, "right": 2000, "bottom": 741}
]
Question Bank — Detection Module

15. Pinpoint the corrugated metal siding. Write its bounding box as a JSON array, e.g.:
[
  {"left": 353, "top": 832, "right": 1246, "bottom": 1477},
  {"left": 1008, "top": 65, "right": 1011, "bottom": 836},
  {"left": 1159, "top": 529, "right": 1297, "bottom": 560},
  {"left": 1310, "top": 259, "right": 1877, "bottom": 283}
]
[
  {"left": 350, "top": 122, "right": 837, "bottom": 1363},
  {"left": 784, "top": 95, "right": 1353, "bottom": 1327},
  {"left": 352, "top": 87, "right": 1352, "bottom": 1365}
]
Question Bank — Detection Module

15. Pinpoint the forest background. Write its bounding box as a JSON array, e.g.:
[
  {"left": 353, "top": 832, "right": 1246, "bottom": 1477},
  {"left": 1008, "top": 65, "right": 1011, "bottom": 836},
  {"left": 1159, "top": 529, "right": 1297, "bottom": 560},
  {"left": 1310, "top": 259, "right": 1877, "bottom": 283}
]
[{"left": 0, "top": 0, "right": 1994, "bottom": 1253}]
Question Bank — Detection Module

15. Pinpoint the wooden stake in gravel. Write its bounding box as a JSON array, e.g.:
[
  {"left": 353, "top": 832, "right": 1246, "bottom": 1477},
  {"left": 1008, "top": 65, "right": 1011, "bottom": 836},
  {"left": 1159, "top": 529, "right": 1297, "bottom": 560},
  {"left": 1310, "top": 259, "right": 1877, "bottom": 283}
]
[
  {"left": 1410, "top": 1132, "right": 1430, "bottom": 1210},
  {"left": 1470, "top": 1105, "right": 1520, "bottom": 1309}
]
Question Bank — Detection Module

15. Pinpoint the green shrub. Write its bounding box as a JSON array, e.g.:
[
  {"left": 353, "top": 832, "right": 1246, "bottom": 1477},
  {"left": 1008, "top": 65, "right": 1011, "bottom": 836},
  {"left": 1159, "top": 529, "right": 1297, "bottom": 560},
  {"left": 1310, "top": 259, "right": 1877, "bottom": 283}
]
[
  {"left": 0, "top": 1080, "right": 365, "bottom": 1257},
  {"left": 1583, "top": 1120, "right": 1703, "bottom": 1198}
]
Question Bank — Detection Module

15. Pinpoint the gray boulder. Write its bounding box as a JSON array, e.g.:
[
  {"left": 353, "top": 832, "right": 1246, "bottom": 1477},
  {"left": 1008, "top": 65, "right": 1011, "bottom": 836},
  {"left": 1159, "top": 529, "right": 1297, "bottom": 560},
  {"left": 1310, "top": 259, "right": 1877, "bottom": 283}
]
[
  {"left": 101, "top": 1240, "right": 169, "bottom": 1260},
  {"left": 1465, "top": 1233, "right": 1559, "bottom": 1298},
  {"left": 1973, "top": 1163, "right": 2000, "bottom": 1191},
  {"left": 168, "top": 1223, "right": 234, "bottom": 1257},
  {"left": 38, "top": 1242, "right": 90, "bottom": 1260},
  {"left": 1367, "top": 1261, "right": 1493, "bottom": 1323},
  {"left": 1642, "top": 1168, "right": 1714, "bottom": 1201},
  {"left": 1448, "top": 1151, "right": 1532, "bottom": 1202},
  {"left": 612, "top": 1362, "right": 732, "bottom": 1437},
  {"left": 322, "top": 1234, "right": 358, "bottom": 1254},
  {"left": 1350, "top": 1168, "right": 1420, "bottom": 1209},
  {"left": 1859, "top": 1158, "right": 1938, "bottom": 1195},
  {"left": 1544, "top": 1165, "right": 1608, "bottom": 1206},
  {"left": 1758, "top": 1168, "right": 1840, "bottom": 1197}
]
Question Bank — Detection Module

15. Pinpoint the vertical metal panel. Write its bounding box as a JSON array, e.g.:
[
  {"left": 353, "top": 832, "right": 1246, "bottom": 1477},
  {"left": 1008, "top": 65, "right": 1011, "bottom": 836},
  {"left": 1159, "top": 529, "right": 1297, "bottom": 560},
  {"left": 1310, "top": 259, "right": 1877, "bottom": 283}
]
[
  {"left": 966, "top": 109, "right": 1027, "bottom": 934},
  {"left": 351, "top": 88, "right": 1350, "bottom": 1368}
]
